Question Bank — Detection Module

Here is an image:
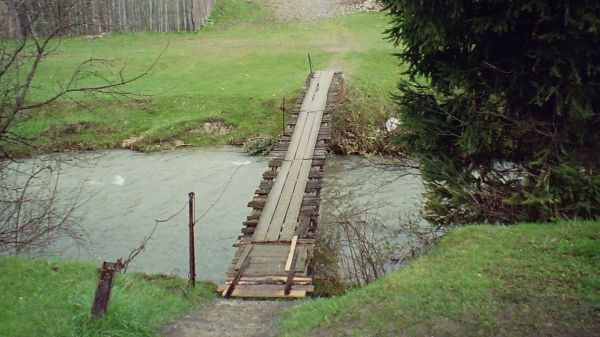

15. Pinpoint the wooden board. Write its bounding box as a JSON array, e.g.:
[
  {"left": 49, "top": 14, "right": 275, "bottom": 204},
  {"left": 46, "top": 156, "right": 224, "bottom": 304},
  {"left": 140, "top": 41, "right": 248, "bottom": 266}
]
[
  {"left": 270, "top": 160, "right": 313, "bottom": 241},
  {"left": 299, "top": 72, "right": 323, "bottom": 112},
  {"left": 252, "top": 160, "right": 292, "bottom": 240},
  {"left": 284, "top": 235, "right": 298, "bottom": 271},
  {"left": 223, "top": 276, "right": 312, "bottom": 283},
  {"left": 279, "top": 161, "right": 313, "bottom": 240},
  {"left": 285, "top": 108, "right": 310, "bottom": 161},
  {"left": 235, "top": 244, "right": 252, "bottom": 270},
  {"left": 286, "top": 111, "right": 316, "bottom": 161},
  {"left": 302, "top": 111, "right": 325, "bottom": 160},
  {"left": 221, "top": 284, "right": 312, "bottom": 298},
  {"left": 300, "top": 71, "right": 334, "bottom": 112},
  {"left": 264, "top": 160, "right": 304, "bottom": 241}
]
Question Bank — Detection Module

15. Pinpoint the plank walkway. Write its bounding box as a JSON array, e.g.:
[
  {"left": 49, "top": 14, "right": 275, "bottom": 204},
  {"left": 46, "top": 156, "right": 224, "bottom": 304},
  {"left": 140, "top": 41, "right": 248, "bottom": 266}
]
[{"left": 218, "top": 70, "right": 343, "bottom": 298}]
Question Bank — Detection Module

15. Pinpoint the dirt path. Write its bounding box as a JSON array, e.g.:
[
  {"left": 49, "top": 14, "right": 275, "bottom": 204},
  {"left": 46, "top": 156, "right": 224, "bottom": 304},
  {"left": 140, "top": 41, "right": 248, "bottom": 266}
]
[
  {"left": 252, "top": 0, "right": 381, "bottom": 73},
  {"left": 253, "top": 0, "right": 381, "bottom": 21},
  {"left": 161, "top": 299, "right": 293, "bottom": 337}
]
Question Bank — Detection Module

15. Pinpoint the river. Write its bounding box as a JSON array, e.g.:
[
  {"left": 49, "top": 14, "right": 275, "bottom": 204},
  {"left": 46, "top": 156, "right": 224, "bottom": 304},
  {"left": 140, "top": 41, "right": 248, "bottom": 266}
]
[{"left": 37, "top": 147, "right": 423, "bottom": 282}]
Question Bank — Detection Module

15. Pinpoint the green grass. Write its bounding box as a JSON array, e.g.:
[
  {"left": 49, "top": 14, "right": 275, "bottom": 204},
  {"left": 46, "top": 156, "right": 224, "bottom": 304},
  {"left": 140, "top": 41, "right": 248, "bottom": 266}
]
[
  {"left": 8, "top": 0, "right": 400, "bottom": 155},
  {"left": 0, "top": 256, "right": 215, "bottom": 337},
  {"left": 277, "top": 221, "right": 600, "bottom": 337}
]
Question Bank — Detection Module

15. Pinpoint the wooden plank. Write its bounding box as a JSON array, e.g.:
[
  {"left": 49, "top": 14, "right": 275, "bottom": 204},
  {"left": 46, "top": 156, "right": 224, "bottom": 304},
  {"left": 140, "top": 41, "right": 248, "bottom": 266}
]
[
  {"left": 242, "top": 264, "right": 284, "bottom": 276},
  {"left": 224, "top": 276, "right": 312, "bottom": 283},
  {"left": 285, "top": 112, "right": 310, "bottom": 160},
  {"left": 228, "top": 284, "right": 313, "bottom": 292},
  {"left": 284, "top": 246, "right": 299, "bottom": 295},
  {"left": 300, "top": 72, "right": 328, "bottom": 111},
  {"left": 302, "top": 110, "right": 324, "bottom": 160},
  {"left": 236, "top": 280, "right": 310, "bottom": 286},
  {"left": 285, "top": 110, "right": 310, "bottom": 161},
  {"left": 300, "top": 71, "right": 334, "bottom": 112},
  {"left": 285, "top": 98, "right": 311, "bottom": 158},
  {"left": 285, "top": 72, "right": 323, "bottom": 161},
  {"left": 298, "top": 72, "right": 323, "bottom": 112},
  {"left": 241, "top": 256, "right": 287, "bottom": 264},
  {"left": 226, "top": 284, "right": 308, "bottom": 298},
  {"left": 234, "top": 244, "right": 252, "bottom": 271},
  {"left": 243, "top": 257, "right": 306, "bottom": 274},
  {"left": 284, "top": 235, "right": 298, "bottom": 272},
  {"left": 243, "top": 219, "right": 258, "bottom": 226},
  {"left": 251, "top": 244, "right": 290, "bottom": 256},
  {"left": 280, "top": 160, "right": 313, "bottom": 240},
  {"left": 265, "top": 160, "right": 304, "bottom": 241},
  {"left": 289, "top": 111, "right": 317, "bottom": 160},
  {"left": 223, "top": 254, "right": 251, "bottom": 297},
  {"left": 252, "top": 160, "right": 292, "bottom": 241},
  {"left": 233, "top": 284, "right": 314, "bottom": 293}
]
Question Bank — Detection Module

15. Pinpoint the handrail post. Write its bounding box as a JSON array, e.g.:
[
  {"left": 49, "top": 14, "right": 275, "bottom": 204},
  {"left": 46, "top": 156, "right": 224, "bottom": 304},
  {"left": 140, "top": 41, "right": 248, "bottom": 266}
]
[{"left": 188, "top": 192, "right": 196, "bottom": 287}]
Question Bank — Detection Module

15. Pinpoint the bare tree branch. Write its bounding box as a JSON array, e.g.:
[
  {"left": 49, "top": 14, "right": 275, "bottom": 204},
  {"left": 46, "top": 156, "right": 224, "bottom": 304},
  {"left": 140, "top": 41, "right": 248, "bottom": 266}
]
[{"left": 0, "top": 0, "right": 167, "bottom": 254}]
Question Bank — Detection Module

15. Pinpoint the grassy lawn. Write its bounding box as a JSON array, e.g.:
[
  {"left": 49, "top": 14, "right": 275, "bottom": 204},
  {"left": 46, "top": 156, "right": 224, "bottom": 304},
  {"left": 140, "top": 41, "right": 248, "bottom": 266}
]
[
  {"left": 9, "top": 0, "right": 400, "bottom": 155},
  {"left": 0, "top": 256, "right": 215, "bottom": 337},
  {"left": 277, "top": 221, "right": 600, "bottom": 337}
]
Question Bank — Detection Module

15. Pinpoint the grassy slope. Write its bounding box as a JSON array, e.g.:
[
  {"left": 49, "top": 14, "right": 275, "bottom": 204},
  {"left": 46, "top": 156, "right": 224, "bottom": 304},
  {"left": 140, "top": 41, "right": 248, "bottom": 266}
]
[
  {"left": 278, "top": 221, "right": 600, "bottom": 337},
  {"left": 10, "top": 0, "right": 398, "bottom": 155},
  {"left": 0, "top": 256, "right": 215, "bottom": 337}
]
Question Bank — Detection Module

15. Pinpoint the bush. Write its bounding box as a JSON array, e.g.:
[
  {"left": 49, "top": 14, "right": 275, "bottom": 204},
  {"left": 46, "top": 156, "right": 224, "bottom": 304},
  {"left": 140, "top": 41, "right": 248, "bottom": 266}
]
[
  {"left": 242, "top": 135, "right": 275, "bottom": 155},
  {"left": 383, "top": 0, "right": 600, "bottom": 225}
]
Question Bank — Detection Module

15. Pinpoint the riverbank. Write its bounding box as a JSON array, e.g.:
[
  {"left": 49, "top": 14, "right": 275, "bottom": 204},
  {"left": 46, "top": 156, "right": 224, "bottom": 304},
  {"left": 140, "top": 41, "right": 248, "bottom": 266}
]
[
  {"left": 277, "top": 221, "right": 600, "bottom": 336},
  {"left": 0, "top": 256, "right": 216, "bottom": 337},
  {"left": 7, "top": 0, "right": 400, "bottom": 157}
]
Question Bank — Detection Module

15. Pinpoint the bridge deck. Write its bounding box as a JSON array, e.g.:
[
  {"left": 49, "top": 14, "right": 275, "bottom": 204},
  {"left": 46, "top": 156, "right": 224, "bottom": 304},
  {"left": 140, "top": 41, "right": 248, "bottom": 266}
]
[{"left": 218, "top": 71, "right": 341, "bottom": 298}]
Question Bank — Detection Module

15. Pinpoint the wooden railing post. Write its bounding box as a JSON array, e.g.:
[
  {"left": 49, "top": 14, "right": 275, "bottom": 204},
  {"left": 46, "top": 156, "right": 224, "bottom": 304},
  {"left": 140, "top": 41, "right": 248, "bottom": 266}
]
[{"left": 91, "top": 260, "right": 124, "bottom": 318}]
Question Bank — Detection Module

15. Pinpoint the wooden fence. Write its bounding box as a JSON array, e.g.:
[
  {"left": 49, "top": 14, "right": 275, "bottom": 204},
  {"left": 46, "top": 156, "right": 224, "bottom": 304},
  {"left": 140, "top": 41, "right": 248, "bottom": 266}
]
[{"left": 0, "top": 0, "right": 216, "bottom": 37}]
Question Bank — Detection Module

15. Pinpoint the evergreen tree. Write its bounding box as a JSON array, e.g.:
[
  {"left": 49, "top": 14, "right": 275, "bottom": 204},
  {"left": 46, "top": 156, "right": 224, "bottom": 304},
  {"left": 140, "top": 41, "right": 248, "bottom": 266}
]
[{"left": 382, "top": 0, "right": 600, "bottom": 225}]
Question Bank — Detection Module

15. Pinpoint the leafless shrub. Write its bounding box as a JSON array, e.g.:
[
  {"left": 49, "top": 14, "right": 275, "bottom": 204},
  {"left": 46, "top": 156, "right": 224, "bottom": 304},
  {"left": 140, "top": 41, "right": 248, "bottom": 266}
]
[
  {"left": 0, "top": 155, "right": 86, "bottom": 253},
  {"left": 0, "top": 0, "right": 162, "bottom": 253},
  {"left": 315, "top": 156, "right": 442, "bottom": 287}
]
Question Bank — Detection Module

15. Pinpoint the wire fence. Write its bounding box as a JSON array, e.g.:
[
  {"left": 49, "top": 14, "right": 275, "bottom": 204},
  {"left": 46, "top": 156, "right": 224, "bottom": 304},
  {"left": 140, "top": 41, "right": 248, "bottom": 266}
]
[{"left": 0, "top": 0, "right": 215, "bottom": 37}]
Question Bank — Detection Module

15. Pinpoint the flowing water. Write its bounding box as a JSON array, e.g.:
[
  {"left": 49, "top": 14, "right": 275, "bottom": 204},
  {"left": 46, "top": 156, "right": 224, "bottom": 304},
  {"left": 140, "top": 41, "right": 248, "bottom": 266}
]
[{"left": 34, "top": 148, "right": 423, "bottom": 282}]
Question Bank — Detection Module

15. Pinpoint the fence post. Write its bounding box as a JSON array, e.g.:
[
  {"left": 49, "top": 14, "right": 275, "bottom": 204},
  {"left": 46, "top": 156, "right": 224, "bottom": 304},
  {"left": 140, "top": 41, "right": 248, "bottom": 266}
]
[
  {"left": 188, "top": 192, "right": 196, "bottom": 287},
  {"left": 91, "top": 260, "right": 124, "bottom": 318}
]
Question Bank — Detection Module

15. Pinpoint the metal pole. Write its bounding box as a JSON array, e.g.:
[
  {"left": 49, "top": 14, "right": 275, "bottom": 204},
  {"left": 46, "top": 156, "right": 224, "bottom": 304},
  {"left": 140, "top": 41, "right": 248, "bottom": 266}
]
[
  {"left": 307, "top": 53, "right": 313, "bottom": 75},
  {"left": 188, "top": 192, "right": 196, "bottom": 287}
]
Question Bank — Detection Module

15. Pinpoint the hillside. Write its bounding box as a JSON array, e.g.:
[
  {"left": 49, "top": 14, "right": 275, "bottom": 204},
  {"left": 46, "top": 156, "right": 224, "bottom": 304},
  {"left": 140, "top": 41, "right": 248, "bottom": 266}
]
[{"left": 8, "top": 0, "right": 398, "bottom": 156}]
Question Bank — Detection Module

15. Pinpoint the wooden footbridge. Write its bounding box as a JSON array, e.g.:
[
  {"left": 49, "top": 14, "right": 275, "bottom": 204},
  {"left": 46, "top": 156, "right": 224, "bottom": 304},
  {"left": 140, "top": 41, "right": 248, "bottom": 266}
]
[{"left": 217, "top": 70, "right": 343, "bottom": 298}]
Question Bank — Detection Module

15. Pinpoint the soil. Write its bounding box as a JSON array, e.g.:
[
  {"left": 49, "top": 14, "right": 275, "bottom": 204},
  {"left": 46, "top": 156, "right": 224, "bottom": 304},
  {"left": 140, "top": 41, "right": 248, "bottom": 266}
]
[
  {"left": 253, "top": 0, "right": 382, "bottom": 21},
  {"left": 160, "top": 299, "right": 293, "bottom": 337}
]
